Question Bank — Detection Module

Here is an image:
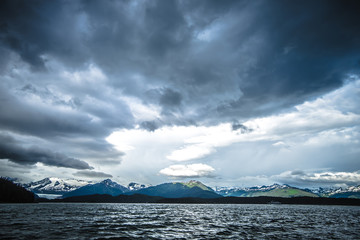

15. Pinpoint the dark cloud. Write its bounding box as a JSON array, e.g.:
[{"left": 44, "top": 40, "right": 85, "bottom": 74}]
[
  {"left": 73, "top": 170, "right": 113, "bottom": 178},
  {"left": 142, "top": 1, "right": 188, "bottom": 58},
  {"left": 0, "top": 84, "right": 128, "bottom": 163},
  {"left": 0, "top": 86, "right": 104, "bottom": 138},
  {"left": 1, "top": 0, "right": 359, "bottom": 124},
  {"left": 0, "top": 0, "right": 359, "bottom": 183},
  {"left": 290, "top": 170, "right": 306, "bottom": 176},
  {"left": 0, "top": 134, "right": 93, "bottom": 169},
  {"left": 0, "top": 0, "right": 91, "bottom": 70},
  {"left": 231, "top": 122, "right": 252, "bottom": 133},
  {"left": 140, "top": 121, "right": 159, "bottom": 132},
  {"left": 0, "top": 160, "right": 33, "bottom": 182},
  {"left": 159, "top": 88, "right": 182, "bottom": 108},
  {"left": 20, "top": 84, "right": 82, "bottom": 109}
]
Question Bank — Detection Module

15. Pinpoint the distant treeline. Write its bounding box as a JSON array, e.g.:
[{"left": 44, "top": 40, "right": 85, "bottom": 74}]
[
  {"left": 49, "top": 193, "right": 360, "bottom": 206},
  {"left": 0, "top": 177, "right": 35, "bottom": 203},
  {"left": 158, "top": 196, "right": 360, "bottom": 206}
]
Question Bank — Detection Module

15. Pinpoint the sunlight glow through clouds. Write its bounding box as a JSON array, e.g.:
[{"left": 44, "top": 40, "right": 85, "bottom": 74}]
[
  {"left": 106, "top": 123, "right": 253, "bottom": 162},
  {"left": 159, "top": 164, "right": 215, "bottom": 178},
  {"left": 109, "top": 80, "right": 360, "bottom": 161},
  {"left": 105, "top": 79, "right": 360, "bottom": 182}
]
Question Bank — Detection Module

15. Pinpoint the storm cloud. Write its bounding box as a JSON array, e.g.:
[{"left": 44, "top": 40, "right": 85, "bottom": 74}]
[
  {"left": 74, "top": 170, "right": 113, "bottom": 179},
  {"left": 0, "top": 134, "right": 93, "bottom": 170},
  {"left": 0, "top": 0, "right": 359, "bottom": 186},
  {"left": 1, "top": 0, "right": 359, "bottom": 125}
]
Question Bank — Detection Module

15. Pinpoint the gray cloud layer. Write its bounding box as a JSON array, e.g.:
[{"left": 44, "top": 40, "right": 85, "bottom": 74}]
[
  {"left": 74, "top": 170, "right": 113, "bottom": 178},
  {"left": 274, "top": 170, "right": 360, "bottom": 187},
  {"left": 0, "top": 0, "right": 359, "bottom": 183},
  {"left": 0, "top": 134, "right": 93, "bottom": 169},
  {"left": 1, "top": 0, "right": 359, "bottom": 125}
]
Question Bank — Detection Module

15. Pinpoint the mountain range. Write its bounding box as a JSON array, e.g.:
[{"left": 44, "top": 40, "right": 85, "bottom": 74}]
[
  {"left": 2, "top": 177, "right": 360, "bottom": 206},
  {"left": 215, "top": 184, "right": 318, "bottom": 198},
  {"left": 6, "top": 177, "right": 360, "bottom": 199},
  {"left": 309, "top": 185, "right": 360, "bottom": 199},
  {"left": 22, "top": 177, "right": 90, "bottom": 194},
  {"left": 62, "top": 179, "right": 129, "bottom": 198},
  {"left": 124, "top": 180, "right": 221, "bottom": 199}
]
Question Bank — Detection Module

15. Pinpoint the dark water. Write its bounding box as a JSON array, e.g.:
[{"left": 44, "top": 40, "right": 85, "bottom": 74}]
[{"left": 0, "top": 203, "right": 359, "bottom": 239}]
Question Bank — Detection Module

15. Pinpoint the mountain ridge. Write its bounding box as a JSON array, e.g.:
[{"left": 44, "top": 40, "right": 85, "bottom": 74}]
[
  {"left": 23, "top": 177, "right": 91, "bottom": 195},
  {"left": 62, "top": 179, "right": 129, "bottom": 198},
  {"left": 124, "top": 181, "right": 222, "bottom": 199},
  {"left": 215, "top": 183, "right": 318, "bottom": 198},
  {"left": 3, "top": 176, "right": 360, "bottom": 199},
  {"left": 0, "top": 177, "right": 35, "bottom": 203}
]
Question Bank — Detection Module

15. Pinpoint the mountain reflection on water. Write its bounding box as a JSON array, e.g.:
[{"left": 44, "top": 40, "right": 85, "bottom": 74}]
[{"left": 0, "top": 203, "right": 359, "bottom": 239}]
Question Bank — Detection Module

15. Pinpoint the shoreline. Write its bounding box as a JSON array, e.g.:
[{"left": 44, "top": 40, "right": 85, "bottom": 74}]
[{"left": 36, "top": 195, "right": 360, "bottom": 206}]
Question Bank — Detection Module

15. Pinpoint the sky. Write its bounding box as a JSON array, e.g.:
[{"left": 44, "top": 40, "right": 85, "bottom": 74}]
[{"left": 0, "top": 0, "right": 360, "bottom": 188}]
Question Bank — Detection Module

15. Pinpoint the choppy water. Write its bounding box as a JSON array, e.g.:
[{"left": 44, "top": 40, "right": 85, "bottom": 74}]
[{"left": 0, "top": 203, "right": 359, "bottom": 239}]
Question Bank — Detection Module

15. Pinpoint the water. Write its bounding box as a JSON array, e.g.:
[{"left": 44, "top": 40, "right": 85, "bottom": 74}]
[{"left": 0, "top": 203, "right": 359, "bottom": 239}]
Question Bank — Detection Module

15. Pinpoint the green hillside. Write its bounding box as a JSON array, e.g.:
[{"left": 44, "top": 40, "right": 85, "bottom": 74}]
[
  {"left": 127, "top": 181, "right": 221, "bottom": 199},
  {"left": 249, "top": 188, "right": 318, "bottom": 198},
  {"left": 180, "top": 180, "right": 214, "bottom": 191},
  {"left": 225, "top": 186, "right": 318, "bottom": 198}
]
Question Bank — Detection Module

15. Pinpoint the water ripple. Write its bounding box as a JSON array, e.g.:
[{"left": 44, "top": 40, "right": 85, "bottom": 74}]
[{"left": 0, "top": 203, "right": 359, "bottom": 239}]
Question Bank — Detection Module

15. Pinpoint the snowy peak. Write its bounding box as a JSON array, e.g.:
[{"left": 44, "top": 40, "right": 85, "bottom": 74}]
[
  {"left": 101, "top": 179, "right": 117, "bottom": 187},
  {"left": 215, "top": 183, "right": 289, "bottom": 193},
  {"left": 347, "top": 185, "right": 360, "bottom": 192},
  {"left": 23, "top": 177, "right": 150, "bottom": 197},
  {"left": 99, "top": 179, "right": 128, "bottom": 192},
  {"left": 311, "top": 185, "right": 360, "bottom": 197},
  {"left": 23, "top": 177, "right": 91, "bottom": 194},
  {"left": 128, "top": 182, "right": 150, "bottom": 191},
  {"left": 215, "top": 183, "right": 360, "bottom": 198},
  {"left": 248, "top": 183, "right": 290, "bottom": 191},
  {"left": 62, "top": 179, "right": 129, "bottom": 198},
  {"left": 18, "top": 177, "right": 360, "bottom": 199},
  {"left": 213, "top": 183, "right": 318, "bottom": 198}
]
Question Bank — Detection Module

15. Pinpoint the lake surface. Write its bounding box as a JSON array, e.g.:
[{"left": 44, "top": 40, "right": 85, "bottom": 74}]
[{"left": 0, "top": 203, "right": 359, "bottom": 239}]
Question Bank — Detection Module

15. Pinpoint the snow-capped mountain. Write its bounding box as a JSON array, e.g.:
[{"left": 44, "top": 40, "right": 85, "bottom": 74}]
[
  {"left": 62, "top": 179, "right": 129, "bottom": 198},
  {"left": 310, "top": 187, "right": 343, "bottom": 196},
  {"left": 23, "top": 177, "right": 91, "bottom": 194},
  {"left": 310, "top": 185, "right": 360, "bottom": 197},
  {"left": 215, "top": 183, "right": 360, "bottom": 198},
  {"left": 127, "top": 182, "right": 151, "bottom": 191},
  {"left": 215, "top": 183, "right": 290, "bottom": 195},
  {"left": 347, "top": 185, "right": 360, "bottom": 192},
  {"left": 124, "top": 180, "right": 221, "bottom": 199},
  {"left": 16, "top": 177, "right": 360, "bottom": 199},
  {"left": 215, "top": 183, "right": 318, "bottom": 198},
  {"left": 101, "top": 179, "right": 129, "bottom": 191},
  {"left": 21, "top": 177, "right": 152, "bottom": 198}
]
